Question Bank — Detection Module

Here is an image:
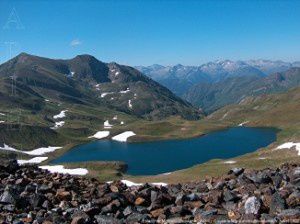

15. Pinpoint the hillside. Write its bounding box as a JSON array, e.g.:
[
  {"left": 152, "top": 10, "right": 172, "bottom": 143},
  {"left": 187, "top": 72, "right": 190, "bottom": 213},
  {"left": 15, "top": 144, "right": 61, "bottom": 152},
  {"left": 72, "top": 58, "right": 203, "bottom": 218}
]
[
  {"left": 0, "top": 53, "right": 203, "bottom": 151},
  {"left": 0, "top": 53, "right": 200, "bottom": 120},
  {"left": 207, "top": 86, "right": 300, "bottom": 138},
  {"left": 184, "top": 67, "right": 300, "bottom": 113}
]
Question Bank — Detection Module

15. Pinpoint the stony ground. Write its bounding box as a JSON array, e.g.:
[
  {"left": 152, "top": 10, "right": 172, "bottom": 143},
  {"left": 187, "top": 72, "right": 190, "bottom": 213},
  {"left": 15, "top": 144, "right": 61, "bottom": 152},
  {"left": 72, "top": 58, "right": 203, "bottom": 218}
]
[{"left": 0, "top": 160, "right": 300, "bottom": 224}]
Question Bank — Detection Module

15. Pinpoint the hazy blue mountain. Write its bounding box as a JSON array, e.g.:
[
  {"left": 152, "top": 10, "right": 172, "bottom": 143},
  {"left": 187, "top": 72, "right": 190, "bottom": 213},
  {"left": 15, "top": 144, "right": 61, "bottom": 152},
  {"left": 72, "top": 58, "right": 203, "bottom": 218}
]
[{"left": 136, "top": 59, "right": 297, "bottom": 97}]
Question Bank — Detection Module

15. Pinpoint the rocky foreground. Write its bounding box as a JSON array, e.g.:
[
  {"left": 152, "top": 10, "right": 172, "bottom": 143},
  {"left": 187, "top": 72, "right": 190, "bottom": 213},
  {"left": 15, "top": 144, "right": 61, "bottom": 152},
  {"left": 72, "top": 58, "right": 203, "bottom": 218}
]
[{"left": 0, "top": 160, "right": 300, "bottom": 224}]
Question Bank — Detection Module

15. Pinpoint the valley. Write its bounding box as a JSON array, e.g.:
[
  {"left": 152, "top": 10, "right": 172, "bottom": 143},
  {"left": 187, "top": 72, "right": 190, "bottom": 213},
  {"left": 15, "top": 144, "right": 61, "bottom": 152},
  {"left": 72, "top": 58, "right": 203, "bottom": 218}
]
[{"left": 0, "top": 53, "right": 299, "bottom": 185}]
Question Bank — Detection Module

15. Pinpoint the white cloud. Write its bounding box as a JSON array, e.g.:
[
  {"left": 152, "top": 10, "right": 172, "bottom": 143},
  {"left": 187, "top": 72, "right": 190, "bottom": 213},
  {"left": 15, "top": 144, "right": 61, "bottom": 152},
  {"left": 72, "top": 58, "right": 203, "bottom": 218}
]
[{"left": 70, "top": 39, "right": 82, "bottom": 47}]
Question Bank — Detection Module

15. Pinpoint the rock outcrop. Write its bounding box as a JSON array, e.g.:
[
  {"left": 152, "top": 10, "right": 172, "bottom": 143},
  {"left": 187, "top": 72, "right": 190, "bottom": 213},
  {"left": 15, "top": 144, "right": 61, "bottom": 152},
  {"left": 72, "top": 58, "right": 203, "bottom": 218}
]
[{"left": 0, "top": 160, "right": 299, "bottom": 223}]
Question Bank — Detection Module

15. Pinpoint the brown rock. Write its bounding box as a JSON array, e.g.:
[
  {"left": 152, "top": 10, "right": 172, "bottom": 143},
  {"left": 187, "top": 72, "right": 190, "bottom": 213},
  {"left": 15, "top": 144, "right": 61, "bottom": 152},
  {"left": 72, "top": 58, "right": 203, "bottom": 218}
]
[
  {"left": 22, "top": 217, "right": 33, "bottom": 223},
  {"left": 286, "top": 192, "right": 300, "bottom": 207},
  {"left": 228, "top": 210, "right": 241, "bottom": 220},
  {"left": 135, "top": 197, "right": 145, "bottom": 206},
  {"left": 150, "top": 208, "right": 164, "bottom": 218},
  {"left": 262, "top": 194, "right": 272, "bottom": 208},
  {"left": 123, "top": 192, "right": 136, "bottom": 204},
  {"left": 42, "top": 221, "right": 53, "bottom": 224},
  {"left": 110, "top": 185, "right": 119, "bottom": 193},
  {"left": 207, "top": 190, "right": 222, "bottom": 204},
  {"left": 184, "top": 200, "right": 204, "bottom": 209},
  {"left": 56, "top": 190, "right": 72, "bottom": 201},
  {"left": 71, "top": 216, "right": 85, "bottom": 224}
]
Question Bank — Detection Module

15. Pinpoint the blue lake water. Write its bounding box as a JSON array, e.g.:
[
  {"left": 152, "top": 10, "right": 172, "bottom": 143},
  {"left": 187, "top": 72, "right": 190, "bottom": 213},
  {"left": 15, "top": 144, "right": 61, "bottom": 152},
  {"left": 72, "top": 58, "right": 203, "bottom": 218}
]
[{"left": 53, "top": 127, "right": 277, "bottom": 175}]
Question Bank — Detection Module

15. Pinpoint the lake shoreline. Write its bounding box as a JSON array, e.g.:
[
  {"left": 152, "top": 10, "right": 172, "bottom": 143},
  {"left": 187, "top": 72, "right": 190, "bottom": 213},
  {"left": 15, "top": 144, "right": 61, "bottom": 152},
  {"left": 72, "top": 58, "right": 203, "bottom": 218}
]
[{"left": 52, "top": 126, "right": 277, "bottom": 176}]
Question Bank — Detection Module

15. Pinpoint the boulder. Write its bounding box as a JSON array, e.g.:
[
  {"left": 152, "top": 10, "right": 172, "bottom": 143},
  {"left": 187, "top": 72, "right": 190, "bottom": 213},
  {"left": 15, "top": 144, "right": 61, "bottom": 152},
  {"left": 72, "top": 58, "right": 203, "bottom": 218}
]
[{"left": 244, "top": 196, "right": 261, "bottom": 215}]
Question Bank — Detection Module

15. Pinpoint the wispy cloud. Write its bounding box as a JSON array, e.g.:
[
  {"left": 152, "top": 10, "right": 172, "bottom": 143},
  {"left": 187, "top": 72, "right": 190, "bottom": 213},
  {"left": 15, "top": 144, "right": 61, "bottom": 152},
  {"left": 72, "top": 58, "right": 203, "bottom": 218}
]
[{"left": 70, "top": 39, "right": 82, "bottom": 47}]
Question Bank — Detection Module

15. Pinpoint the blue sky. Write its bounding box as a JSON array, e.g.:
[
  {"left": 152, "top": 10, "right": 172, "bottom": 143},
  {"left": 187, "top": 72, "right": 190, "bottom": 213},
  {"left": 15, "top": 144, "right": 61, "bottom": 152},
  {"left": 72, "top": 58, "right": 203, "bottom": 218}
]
[{"left": 0, "top": 0, "right": 300, "bottom": 65}]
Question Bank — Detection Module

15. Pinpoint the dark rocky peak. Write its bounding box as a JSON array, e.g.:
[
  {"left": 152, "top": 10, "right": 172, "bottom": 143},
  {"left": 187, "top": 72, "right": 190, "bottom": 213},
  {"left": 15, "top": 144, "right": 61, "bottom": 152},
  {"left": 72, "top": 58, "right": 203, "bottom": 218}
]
[
  {"left": 71, "top": 54, "right": 99, "bottom": 63},
  {"left": 66, "top": 55, "right": 110, "bottom": 83}
]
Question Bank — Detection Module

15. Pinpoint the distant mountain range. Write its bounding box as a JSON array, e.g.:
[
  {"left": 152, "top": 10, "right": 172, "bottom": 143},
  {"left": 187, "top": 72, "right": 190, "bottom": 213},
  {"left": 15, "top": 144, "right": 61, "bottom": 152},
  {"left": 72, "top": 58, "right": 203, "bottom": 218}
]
[
  {"left": 0, "top": 53, "right": 200, "bottom": 120},
  {"left": 136, "top": 60, "right": 300, "bottom": 95},
  {"left": 136, "top": 60, "right": 300, "bottom": 113}
]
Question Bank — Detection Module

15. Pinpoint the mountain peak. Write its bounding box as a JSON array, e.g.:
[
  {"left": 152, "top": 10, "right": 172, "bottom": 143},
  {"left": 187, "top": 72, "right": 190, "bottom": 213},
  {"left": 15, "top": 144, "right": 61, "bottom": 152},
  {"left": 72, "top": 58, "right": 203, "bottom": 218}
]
[
  {"left": 17, "top": 52, "right": 31, "bottom": 57},
  {"left": 12, "top": 52, "right": 39, "bottom": 64},
  {"left": 73, "top": 54, "right": 99, "bottom": 62}
]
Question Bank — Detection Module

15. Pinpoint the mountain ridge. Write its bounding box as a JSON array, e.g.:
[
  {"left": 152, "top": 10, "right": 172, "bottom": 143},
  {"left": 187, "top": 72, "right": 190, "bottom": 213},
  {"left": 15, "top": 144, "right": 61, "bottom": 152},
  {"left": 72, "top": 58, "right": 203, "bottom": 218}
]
[{"left": 0, "top": 53, "right": 200, "bottom": 120}]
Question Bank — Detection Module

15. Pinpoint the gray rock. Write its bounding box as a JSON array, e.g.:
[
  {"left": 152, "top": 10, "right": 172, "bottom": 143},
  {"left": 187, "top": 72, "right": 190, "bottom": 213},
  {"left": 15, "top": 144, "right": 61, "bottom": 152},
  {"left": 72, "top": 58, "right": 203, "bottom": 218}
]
[
  {"left": 229, "top": 168, "right": 244, "bottom": 176},
  {"left": 186, "top": 193, "right": 199, "bottom": 201},
  {"left": 223, "top": 190, "right": 239, "bottom": 202},
  {"left": 244, "top": 196, "right": 261, "bottom": 215},
  {"left": 0, "top": 191, "right": 16, "bottom": 204},
  {"left": 278, "top": 209, "right": 300, "bottom": 219},
  {"left": 270, "top": 192, "right": 286, "bottom": 213},
  {"left": 272, "top": 173, "right": 283, "bottom": 188},
  {"left": 123, "top": 206, "right": 133, "bottom": 216},
  {"left": 126, "top": 213, "right": 149, "bottom": 223},
  {"left": 199, "top": 209, "right": 218, "bottom": 218},
  {"left": 257, "top": 172, "right": 272, "bottom": 184},
  {"left": 260, "top": 213, "right": 278, "bottom": 223}
]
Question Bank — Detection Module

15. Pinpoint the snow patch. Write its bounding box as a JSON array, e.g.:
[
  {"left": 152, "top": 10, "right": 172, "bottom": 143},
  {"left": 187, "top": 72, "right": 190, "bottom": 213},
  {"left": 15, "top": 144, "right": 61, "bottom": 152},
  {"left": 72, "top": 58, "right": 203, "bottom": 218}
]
[
  {"left": 238, "top": 121, "right": 249, "bottom": 126},
  {"left": 221, "top": 112, "right": 228, "bottom": 120},
  {"left": 0, "top": 113, "right": 5, "bottom": 116},
  {"left": 89, "top": 131, "right": 110, "bottom": 139},
  {"left": 162, "top": 172, "right": 172, "bottom": 176},
  {"left": 151, "top": 182, "right": 168, "bottom": 187},
  {"left": 51, "top": 121, "right": 65, "bottom": 129},
  {"left": 120, "top": 180, "right": 167, "bottom": 187},
  {"left": 113, "top": 115, "right": 118, "bottom": 120},
  {"left": 18, "top": 157, "right": 48, "bottom": 165},
  {"left": 120, "top": 88, "right": 130, "bottom": 94},
  {"left": 101, "top": 92, "right": 114, "bottom": 98},
  {"left": 121, "top": 180, "right": 142, "bottom": 187},
  {"left": 128, "top": 100, "right": 133, "bottom": 109},
  {"left": 53, "top": 110, "right": 68, "bottom": 119},
  {"left": 39, "top": 165, "right": 88, "bottom": 176},
  {"left": 44, "top": 99, "right": 50, "bottom": 102},
  {"left": 112, "top": 131, "right": 136, "bottom": 142},
  {"left": 0, "top": 144, "right": 62, "bottom": 156},
  {"left": 223, "top": 160, "right": 236, "bottom": 164},
  {"left": 0, "top": 121, "right": 4, "bottom": 124},
  {"left": 120, "top": 121, "right": 124, "bottom": 125},
  {"left": 258, "top": 157, "right": 266, "bottom": 160},
  {"left": 275, "top": 142, "right": 300, "bottom": 155},
  {"left": 104, "top": 120, "right": 113, "bottom": 129}
]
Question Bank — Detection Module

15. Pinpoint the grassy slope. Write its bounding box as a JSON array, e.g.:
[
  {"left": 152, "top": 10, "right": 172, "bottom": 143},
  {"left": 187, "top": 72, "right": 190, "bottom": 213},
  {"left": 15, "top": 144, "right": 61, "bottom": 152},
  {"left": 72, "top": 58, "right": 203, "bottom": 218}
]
[
  {"left": 63, "top": 161, "right": 127, "bottom": 182},
  {"left": 1, "top": 88, "right": 299, "bottom": 183}
]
